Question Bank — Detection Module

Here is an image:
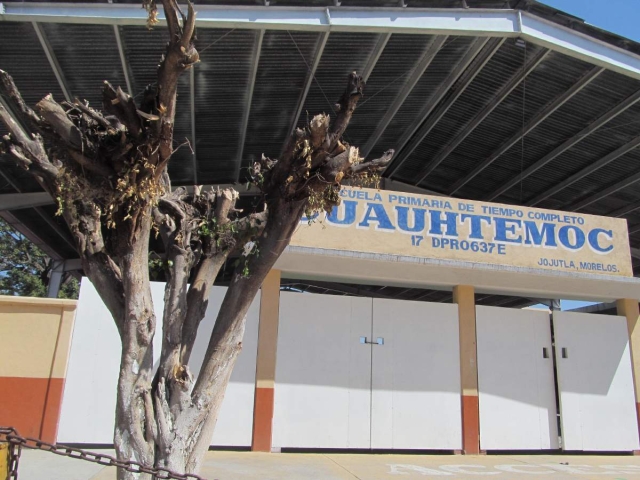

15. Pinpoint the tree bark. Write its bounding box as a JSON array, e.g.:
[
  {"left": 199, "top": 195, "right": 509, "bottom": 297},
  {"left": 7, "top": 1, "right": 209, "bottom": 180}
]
[
  {"left": 114, "top": 212, "right": 157, "bottom": 480},
  {"left": 0, "top": 3, "right": 393, "bottom": 473}
]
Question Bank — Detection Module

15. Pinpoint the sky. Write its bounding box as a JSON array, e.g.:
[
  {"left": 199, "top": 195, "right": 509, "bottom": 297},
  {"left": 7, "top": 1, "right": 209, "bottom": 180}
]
[{"left": 540, "top": 0, "right": 640, "bottom": 42}]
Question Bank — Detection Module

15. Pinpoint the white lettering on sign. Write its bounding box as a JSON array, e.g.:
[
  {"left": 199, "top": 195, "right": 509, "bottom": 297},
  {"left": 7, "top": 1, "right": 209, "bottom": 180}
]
[{"left": 292, "top": 187, "right": 633, "bottom": 277}]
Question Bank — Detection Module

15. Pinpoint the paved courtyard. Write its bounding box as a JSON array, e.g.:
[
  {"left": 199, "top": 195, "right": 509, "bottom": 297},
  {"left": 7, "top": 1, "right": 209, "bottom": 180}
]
[{"left": 15, "top": 449, "right": 640, "bottom": 479}]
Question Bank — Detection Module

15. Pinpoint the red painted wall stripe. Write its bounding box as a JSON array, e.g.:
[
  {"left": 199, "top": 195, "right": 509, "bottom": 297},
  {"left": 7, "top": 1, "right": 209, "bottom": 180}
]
[
  {"left": 462, "top": 394, "right": 480, "bottom": 454},
  {"left": 0, "top": 377, "right": 64, "bottom": 443},
  {"left": 252, "top": 387, "right": 274, "bottom": 452}
]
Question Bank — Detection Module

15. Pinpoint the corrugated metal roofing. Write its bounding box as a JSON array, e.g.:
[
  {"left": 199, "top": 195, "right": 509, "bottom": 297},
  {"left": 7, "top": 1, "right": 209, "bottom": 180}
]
[{"left": 2, "top": 0, "right": 640, "bottom": 303}]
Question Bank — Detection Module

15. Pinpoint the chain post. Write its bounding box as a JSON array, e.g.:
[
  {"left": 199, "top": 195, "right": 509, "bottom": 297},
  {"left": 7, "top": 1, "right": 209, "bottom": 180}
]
[
  {"left": 0, "top": 427, "right": 209, "bottom": 480},
  {"left": 0, "top": 441, "right": 8, "bottom": 480}
]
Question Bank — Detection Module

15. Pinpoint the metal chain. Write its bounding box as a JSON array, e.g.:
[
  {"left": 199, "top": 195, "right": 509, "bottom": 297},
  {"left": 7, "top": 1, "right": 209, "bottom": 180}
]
[{"left": 0, "top": 427, "right": 208, "bottom": 480}]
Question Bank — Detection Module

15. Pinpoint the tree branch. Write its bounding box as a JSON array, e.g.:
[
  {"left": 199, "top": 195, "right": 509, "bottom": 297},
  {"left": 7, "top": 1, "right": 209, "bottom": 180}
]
[
  {"left": 0, "top": 104, "right": 58, "bottom": 189},
  {"left": 0, "top": 70, "right": 43, "bottom": 132},
  {"left": 329, "top": 71, "right": 364, "bottom": 147}
]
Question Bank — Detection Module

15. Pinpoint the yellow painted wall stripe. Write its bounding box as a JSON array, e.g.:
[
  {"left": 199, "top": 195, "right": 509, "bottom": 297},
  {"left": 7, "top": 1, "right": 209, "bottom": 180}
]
[
  {"left": 255, "top": 270, "right": 281, "bottom": 389},
  {"left": 0, "top": 297, "right": 77, "bottom": 379},
  {"left": 454, "top": 285, "right": 478, "bottom": 396}
]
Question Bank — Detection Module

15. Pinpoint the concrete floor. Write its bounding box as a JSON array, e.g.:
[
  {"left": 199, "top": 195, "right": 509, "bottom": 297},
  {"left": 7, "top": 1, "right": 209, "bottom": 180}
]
[{"left": 15, "top": 449, "right": 640, "bottom": 480}]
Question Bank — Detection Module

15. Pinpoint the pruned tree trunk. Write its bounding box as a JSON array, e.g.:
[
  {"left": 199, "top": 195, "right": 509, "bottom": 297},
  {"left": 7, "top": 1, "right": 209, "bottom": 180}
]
[{"left": 0, "top": 0, "right": 394, "bottom": 476}]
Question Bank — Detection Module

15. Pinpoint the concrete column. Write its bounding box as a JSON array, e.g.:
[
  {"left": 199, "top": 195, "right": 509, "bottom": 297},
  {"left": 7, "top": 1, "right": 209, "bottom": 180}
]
[
  {"left": 47, "top": 260, "right": 64, "bottom": 298},
  {"left": 617, "top": 298, "right": 640, "bottom": 447},
  {"left": 251, "top": 269, "right": 281, "bottom": 452},
  {"left": 453, "top": 285, "right": 480, "bottom": 454}
]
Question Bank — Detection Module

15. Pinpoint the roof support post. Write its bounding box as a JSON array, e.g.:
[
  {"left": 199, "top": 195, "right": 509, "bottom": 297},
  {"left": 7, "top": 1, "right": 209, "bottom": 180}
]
[
  {"left": 47, "top": 259, "right": 64, "bottom": 298},
  {"left": 384, "top": 37, "right": 503, "bottom": 178},
  {"left": 486, "top": 88, "right": 640, "bottom": 202},
  {"left": 528, "top": 134, "right": 640, "bottom": 207},
  {"left": 448, "top": 65, "right": 605, "bottom": 195},
  {"left": 286, "top": 31, "right": 329, "bottom": 138},
  {"left": 414, "top": 46, "right": 551, "bottom": 185},
  {"left": 361, "top": 35, "right": 448, "bottom": 159},
  {"left": 32, "top": 21, "right": 72, "bottom": 102},
  {"left": 237, "top": 29, "right": 264, "bottom": 182}
]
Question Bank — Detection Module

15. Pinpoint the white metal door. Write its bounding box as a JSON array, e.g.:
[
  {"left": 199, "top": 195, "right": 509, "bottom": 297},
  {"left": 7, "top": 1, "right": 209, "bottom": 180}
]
[
  {"left": 553, "top": 311, "right": 639, "bottom": 451},
  {"left": 476, "top": 306, "right": 558, "bottom": 450},
  {"left": 371, "top": 299, "right": 462, "bottom": 450},
  {"left": 272, "top": 292, "right": 372, "bottom": 449}
]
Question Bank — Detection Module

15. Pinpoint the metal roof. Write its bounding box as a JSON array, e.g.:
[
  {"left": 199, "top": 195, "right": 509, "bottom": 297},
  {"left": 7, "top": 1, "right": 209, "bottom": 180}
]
[{"left": 2, "top": 0, "right": 640, "bottom": 306}]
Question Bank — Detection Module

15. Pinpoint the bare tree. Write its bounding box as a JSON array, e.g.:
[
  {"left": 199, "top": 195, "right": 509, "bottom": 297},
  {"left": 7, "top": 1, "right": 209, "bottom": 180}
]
[{"left": 0, "top": 0, "right": 393, "bottom": 477}]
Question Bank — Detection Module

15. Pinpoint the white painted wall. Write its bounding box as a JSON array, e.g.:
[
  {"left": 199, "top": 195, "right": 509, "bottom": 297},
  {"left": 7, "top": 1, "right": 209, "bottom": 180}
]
[
  {"left": 57, "top": 279, "right": 260, "bottom": 446},
  {"left": 476, "top": 306, "right": 558, "bottom": 450},
  {"left": 553, "top": 311, "right": 640, "bottom": 451},
  {"left": 272, "top": 292, "right": 372, "bottom": 449},
  {"left": 371, "top": 299, "right": 461, "bottom": 450}
]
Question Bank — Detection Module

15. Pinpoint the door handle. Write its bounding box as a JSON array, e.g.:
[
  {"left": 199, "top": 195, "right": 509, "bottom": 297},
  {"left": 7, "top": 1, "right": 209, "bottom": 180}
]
[
  {"left": 360, "top": 336, "right": 384, "bottom": 345},
  {"left": 542, "top": 347, "right": 549, "bottom": 359},
  {"left": 561, "top": 347, "right": 568, "bottom": 359}
]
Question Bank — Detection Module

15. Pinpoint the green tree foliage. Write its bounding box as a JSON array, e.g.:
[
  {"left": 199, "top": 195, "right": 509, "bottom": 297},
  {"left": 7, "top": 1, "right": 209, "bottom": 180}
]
[{"left": 0, "top": 218, "right": 78, "bottom": 299}]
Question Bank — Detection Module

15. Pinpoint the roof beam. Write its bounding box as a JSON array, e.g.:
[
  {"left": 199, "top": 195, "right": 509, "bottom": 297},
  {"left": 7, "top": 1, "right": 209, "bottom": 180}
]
[
  {"left": 566, "top": 169, "right": 640, "bottom": 212},
  {"left": 113, "top": 25, "right": 133, "bottom": 95},
  {"left": 5, "top": 6, "right": 640, "bottom": 81},
  {"left": 190, "top": 67, "right": 198, "bottom": 185},
  {"left": 286, "top": 31, "right": 329, "bottom": 138},
  {"left": 381, "top": 177, "right": 446, "bottom": 196},
  {"left": 361, "top": 32, "right": 391, "bottom": 83},
  {"left": 527, "top": 134, "right": 640, "bottom": 207},
  {"left": 0, "top": 95, "right": 29, "bottom": 134},
  {"left": 236, "top": 30, "right": 264, "bottom": 182},
  {"left": 385, "top": 37, "right": 504, "bottom": 178},
  {"left": 0, "top": 210, "right": 63, "bottom": 260},
  {"left": 486, "top": 88, "right": 640, "bottom": 202},
  {"left": 414, "top": 46, "right": 551, "bottom": 186},
  {"left": 32, "top": 21, "right": 72, "bottom": 102},
  {"left": 447, "top": 65, "right": 604, "bottom": 195},
  {"left": 361, "top": 35, "right": 448, "bottom": 159},
  {"left": 0, "top": 192, "right": 54, "bottom": 211},
  {"left": 289, "top": 32, "right": 329, "bottom": 136},
  {"left": 628, "top": 224, "right": 640, "bottom": 236},
  {"left": 608, "top": 199, "right": 640, "bottom": 218},
  {"left": 0, "top": 169, "right": 76, "bottom": 254}
]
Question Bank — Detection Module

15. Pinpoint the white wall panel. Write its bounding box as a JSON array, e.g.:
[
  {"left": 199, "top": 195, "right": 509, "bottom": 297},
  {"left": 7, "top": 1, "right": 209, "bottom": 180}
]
[
  {"left": 272, "top": 292, "right": 372, "bottom": 449},
  {"left": 476, "top": 306, "right": 558, "bottom": 450},
  {"left": 371, "top": 300, "right": 462, "bottom": 450},
  {"left": 58, "top": 279, "right": 260, "bottom": 446},
  {"left": 554, "top": 311, "right": 639, "bottom": 451}
]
